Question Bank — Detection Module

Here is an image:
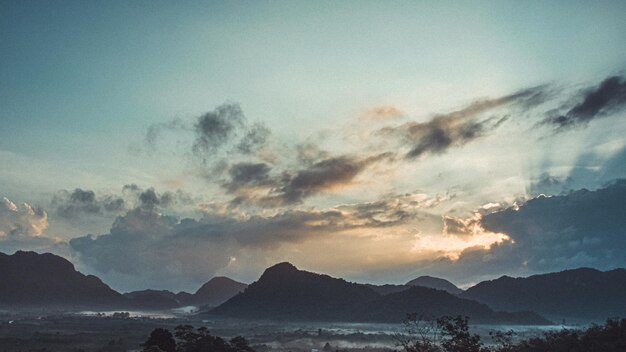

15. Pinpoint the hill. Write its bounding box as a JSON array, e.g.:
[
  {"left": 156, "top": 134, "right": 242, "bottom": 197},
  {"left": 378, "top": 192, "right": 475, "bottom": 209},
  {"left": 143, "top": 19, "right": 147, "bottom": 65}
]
[
  {"left": 210, "top": 262, "right": 549, "bottom": 324},
  {"left": 406, "top": 275, "right": 463, "bottom": 295},
  {"left": 356, "top": 286, "right": 550, "bottom": 324},
  {"left": 0, "top": 251, "right": 127, "bottom": 309},
  {"left": 461, "top": 268, "right": 626, "bottom": 321},
  {"left": 189, "top": 276, "right": 248, "bottom": 307},
  {"left": 210, "top": 262, "right": 380, "bottom": 321}
]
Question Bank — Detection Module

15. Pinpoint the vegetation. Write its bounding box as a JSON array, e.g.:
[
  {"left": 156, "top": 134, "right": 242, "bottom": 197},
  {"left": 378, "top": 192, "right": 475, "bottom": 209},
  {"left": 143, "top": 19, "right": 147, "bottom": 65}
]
[
  {"left": 142, "top": 325, "right": 255, "bottom": 352},
  {"left": 395, "top": 314, "right": 626, "bottom": 352}
]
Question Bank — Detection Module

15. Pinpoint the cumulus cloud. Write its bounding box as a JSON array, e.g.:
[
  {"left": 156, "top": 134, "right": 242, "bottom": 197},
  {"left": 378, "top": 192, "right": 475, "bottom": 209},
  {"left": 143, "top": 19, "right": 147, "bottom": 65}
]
[
  {"left": 52, "top": 188, "right": 125, "bottom": 219},
  {"left": 69, "top": 189, "right": 446, "bottom": 290},
  {"left": 0, "top": 197, "right": 69, "bottom": 256},
  {"left": 419, "top": 180, "right": 626, "bottom": 284},
  {"left": 68, "top": 207, "right": 346, "bottom": 289},
  {"left": 543, "top": 75, "right": 626, "bottom": 131},
  {"left": 380, "top": 86, "right": 547, "bottom": 159},
  {"left": 0, "top": 197, "right": 48, "bottom": 236}
]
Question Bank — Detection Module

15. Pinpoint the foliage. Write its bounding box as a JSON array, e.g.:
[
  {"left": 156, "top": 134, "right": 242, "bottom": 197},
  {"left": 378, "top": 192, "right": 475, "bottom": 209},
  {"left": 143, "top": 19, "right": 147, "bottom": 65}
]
[
  {"left": 142, "top": 328, "right": 176, "bottom": 352},
  {"left": 142, "top": 325, "right": 254, "bottom": 352},
  {"left": 437, "top": 316, "right": 482, "bottom": 352},
  {"left": 396, "top": 315, "right": 626, "bottom": 352}
]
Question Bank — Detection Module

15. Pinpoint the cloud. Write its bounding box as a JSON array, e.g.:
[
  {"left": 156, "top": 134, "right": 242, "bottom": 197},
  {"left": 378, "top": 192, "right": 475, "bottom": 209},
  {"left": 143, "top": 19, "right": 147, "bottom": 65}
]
[
  {"left": 361, "top": 105, "right": 405, "bottom": 121},
  {"left": 0, "top": 197, "right": 69, "bottom": 256},
  {"left": 419, "top": 180, "right": 626, "bottom": 283},
  {"left": 380, "top": 86, "right": 547, "bottom": 159},
  {"left": 543, "top": 75, "right": 626, "bottom": 131},
  {"left": 192, "top": 104, "right": 247, "bottom": 156},
  {"left": 69, "top": 189, "right": 447, "bottom": 290},
  {"left": 0, "top": 197, "right": 48, "bottom": 236},
  {"left": 144, "top": 103, "right": 271, "bottom": 163},
  {"left": 68, "top": 206, "right": 371, "bottom": 289},
  {"left": 264, "top": 153, "right": 394, "bottom": 205},
  {"left": 52, "top": 188, "right": 125, "bottom": 219}
]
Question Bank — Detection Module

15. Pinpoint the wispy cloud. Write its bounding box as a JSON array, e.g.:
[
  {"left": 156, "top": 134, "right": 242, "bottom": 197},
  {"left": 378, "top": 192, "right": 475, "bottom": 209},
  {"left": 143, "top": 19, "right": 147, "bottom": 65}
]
[{"left": 542, "top": 75, "right": 626, "bottom": 132}]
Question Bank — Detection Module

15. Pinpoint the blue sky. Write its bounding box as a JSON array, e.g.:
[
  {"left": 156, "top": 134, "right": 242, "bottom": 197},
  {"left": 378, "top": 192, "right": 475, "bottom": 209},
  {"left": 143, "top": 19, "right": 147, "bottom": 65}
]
[{"left": 1, "top": 1, "right": 626, "bottom": 291}]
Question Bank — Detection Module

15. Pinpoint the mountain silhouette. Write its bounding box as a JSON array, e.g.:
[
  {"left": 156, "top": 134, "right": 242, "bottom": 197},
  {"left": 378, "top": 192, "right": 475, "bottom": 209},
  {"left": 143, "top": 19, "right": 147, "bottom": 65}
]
[
  {"left": 210, "top": 262, "right": 380, "bottom": 321},
  {"left": 356, "top": 286, "right": 549, "bottom": 324},
  {"left": 461, "top": 268, "right": 626, "bottom": 321},
  {"left": 210, "top": 262, "right": 550, "bottom": 324},
  {"left": 406, "top": 275, "right": 463, "bottom": 295},
  {"left": 0, "top": 251, "right": 127, "bottom": 309},
  {"left": 188, "top": 276, "right": 248, "bottom": 307},
  {"left": 124, "top": 277, "right": 247, "bottom": 309}
]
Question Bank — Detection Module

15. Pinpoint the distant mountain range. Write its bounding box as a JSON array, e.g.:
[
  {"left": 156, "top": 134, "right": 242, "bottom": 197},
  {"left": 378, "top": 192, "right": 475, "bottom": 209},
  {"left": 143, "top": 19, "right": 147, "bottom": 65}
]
[
  {"left": 366, "top": 275, "right": 463, "bottom": 296},
  {"left": 406, "top": 275, "right": 463, "bottom": 295},
  {"left": 209, "top": 262, "right": 549, "bottom": 324},
  {"left": 0, "top": 251, "right": 246, "bottom": 311},
  {"left": 2, "top": 251, "right": 624, "bottom": 324},
  {"left": 462, "top": 268, "right": 626, "bottom": 321},
  {"left": 123, "top": 276, "right": 248, "bottom": 309}
]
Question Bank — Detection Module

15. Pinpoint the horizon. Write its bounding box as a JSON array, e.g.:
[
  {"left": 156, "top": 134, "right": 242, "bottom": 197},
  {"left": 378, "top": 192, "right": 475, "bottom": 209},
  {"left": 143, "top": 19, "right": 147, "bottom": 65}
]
[{"left": 1, "top": 1, "right": 626, "bottom": 293}]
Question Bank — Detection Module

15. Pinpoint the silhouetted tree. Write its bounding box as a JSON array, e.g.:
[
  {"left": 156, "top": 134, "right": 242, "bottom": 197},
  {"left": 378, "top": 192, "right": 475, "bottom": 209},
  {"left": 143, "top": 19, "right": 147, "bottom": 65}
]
[
  {"left": 437, "top": 316, "right": 482, "bottom": 352},
  {"left": 394, "top": 314, "right": 442, "bottom": 352},
  {"left": 142, "top": 328, "right": 176, "bottom": 352}
]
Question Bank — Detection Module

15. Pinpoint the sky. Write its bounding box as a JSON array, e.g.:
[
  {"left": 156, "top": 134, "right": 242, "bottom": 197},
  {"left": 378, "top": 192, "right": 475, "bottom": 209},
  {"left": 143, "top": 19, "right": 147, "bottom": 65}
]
[{"left": 1, "top": 0, "right": 626, "bottom": 292}]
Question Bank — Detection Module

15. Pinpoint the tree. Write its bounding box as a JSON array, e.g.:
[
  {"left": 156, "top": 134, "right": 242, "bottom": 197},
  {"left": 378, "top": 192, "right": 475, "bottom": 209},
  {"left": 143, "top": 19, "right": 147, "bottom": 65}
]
[
  {"left": 142, "top": 328, "right": 176, "bottom": 352},
  {"left": 437, "top": 316, "right": 483, "bottom": 352},
  {"left": 394, "top": 314, "right": 443, "bottom": 352}
]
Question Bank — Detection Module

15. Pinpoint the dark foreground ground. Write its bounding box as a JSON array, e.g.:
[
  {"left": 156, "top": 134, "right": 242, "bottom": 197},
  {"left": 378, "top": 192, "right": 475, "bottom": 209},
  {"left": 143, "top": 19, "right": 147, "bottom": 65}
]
[{"left": 0, "top": 311, "right": 579, "bottom": 352}]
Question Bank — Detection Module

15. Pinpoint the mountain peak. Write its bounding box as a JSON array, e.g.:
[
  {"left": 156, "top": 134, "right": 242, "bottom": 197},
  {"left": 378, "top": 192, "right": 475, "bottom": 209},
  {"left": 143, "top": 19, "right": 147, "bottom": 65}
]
[
  {"left": 406, "top": 275, "right": 462, "bottom": 295},
  {"left": 191, "top": 276, "right": 248, "bottom": 307},
  {"left": 260, "top": 262, "right": 299, "bottom": 277}
]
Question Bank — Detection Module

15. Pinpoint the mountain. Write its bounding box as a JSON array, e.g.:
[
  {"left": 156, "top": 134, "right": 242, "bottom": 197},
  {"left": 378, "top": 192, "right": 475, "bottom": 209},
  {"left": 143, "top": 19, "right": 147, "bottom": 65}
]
[
  {"left": 356, "top": 286, "right": 550, "bottom": 324},
  {"left": 123, "top": 290, "right": 181, "bottom": 310},
  {"left": 406, "top": 276, "right": 463, "bottom": 295},
  {"left": 365, "top": 284, "right": 411, "bottom": 295},
  {"left": 210, "top": 262, "right": 380, "bottom": 321},
  {"left": 123, "top": 277, "right": 247, "bottom": 310},
  {"left": 210, "top": 262, "right": 550, "bottom": 324},
  {"left": 0, "top": 251, "right": 127, "bottom": 309},
  {"left": 188, "top": 276, "right": 248, "bottom": 307},
  {"left": 461, "top": 268, "right": 626, "bottom": 321}
]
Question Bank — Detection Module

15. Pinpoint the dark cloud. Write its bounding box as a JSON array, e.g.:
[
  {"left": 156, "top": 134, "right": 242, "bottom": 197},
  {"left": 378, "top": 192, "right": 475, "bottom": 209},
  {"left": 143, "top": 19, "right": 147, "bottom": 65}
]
[
  {"left": 264, "top": 153, "right": 394, "bottom": 205},
  {"left": 421, "top": 180, "right": 626, "bottom": 283},
  {"left": 144, "top": 103, "right": 271, "bottom": 162},
  {"left": 380, "top": 86, "right": 547, "bottom": 159},
  {"left": 236, "top": 122, "right": 271, "bottom": 155},
  {"left": 528, "top": 172, "right": 573, "bottom": 196},
  {"left": 191, "top": 103, "right": 272, "bottom": 162},
  {"left": 52, "top": 189, "right": 125, "bottom": 219},
  {"left": 543, "top": 75, "right": 626, "bottom": 131},
  {"left": 193, "top": 104, "right": 247, "bottom": 156},
  {"left": 223, "top": 162, "right": 274, "bottom": 193}
]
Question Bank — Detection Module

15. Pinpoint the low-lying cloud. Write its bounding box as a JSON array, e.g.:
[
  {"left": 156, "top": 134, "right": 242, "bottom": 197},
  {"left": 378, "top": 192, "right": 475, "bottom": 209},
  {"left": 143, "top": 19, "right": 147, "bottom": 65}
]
[{"left": 419, "top": 179, "right": 626, "bottom": 284}]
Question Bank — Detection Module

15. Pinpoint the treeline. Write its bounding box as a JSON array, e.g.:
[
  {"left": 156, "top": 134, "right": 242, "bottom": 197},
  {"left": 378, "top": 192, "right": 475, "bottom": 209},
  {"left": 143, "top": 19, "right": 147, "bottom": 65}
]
[
  {"left": 395, "top": 314, "right": 626, "bottom": 352},
  {"left": 142, "top": 325, "right": 254, "bottom": 352}
]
